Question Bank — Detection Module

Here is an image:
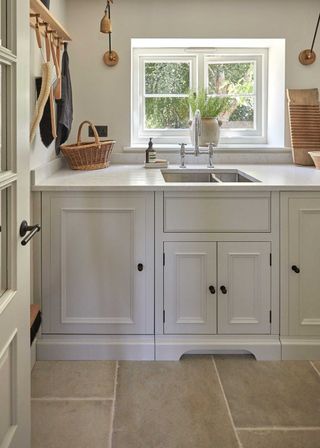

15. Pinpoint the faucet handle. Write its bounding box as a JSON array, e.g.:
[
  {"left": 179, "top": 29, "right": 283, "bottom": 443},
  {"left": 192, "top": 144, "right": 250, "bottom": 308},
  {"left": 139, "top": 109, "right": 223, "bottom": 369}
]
[
  {"left": 179, "top": 143, "right": 187, "bottom": 154},
  {"left": 208, "top": 142, "right": 215, "bottom": 155}
]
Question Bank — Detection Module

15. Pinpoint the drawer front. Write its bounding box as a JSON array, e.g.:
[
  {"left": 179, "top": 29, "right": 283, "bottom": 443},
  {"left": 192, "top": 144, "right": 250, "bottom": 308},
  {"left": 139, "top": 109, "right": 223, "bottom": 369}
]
[{"left": 164, "top": 193, "right": 271, "bottom": 233}]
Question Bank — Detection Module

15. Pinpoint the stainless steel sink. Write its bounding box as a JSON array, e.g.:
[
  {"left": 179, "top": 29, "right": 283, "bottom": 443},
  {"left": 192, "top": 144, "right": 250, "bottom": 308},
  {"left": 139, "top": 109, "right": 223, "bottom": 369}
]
[
  {"left": 161, "top": 172, "right": 218, "bottom": 183},
  {"left": 161, "top": 169, "right": 259, "bottom": 183}
]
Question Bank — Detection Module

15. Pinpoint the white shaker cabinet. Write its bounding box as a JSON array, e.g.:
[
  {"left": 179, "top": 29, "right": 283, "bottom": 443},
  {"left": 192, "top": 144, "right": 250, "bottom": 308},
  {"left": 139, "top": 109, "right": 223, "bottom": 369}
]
[
  {"left": 163, "top": 242, "right": 217, "bottom": 334},
  {"left": 217, "top": 242, "right": 271, "bottom": 335},
  {"left": 163, "top": 241, "right": 271, "bottom": 335},
  {"left": 281, "top": 194, "right": 320, "bottom": 337},
  {"left": 41, "top": 192, "right": 154, "bottom": 335}
]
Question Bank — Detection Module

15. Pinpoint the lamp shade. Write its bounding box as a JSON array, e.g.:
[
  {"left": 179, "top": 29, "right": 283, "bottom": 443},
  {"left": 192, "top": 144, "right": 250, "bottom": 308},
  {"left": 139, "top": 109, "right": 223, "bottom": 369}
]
[{"left": 100, "top": 12, "right": 112, "bottom": 34}]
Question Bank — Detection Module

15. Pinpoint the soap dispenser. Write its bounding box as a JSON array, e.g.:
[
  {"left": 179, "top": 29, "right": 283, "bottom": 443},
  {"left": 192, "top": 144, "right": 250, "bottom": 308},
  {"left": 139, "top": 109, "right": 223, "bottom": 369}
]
[{"left": 146, "top": 138, "right": 156, "bottom": 163}]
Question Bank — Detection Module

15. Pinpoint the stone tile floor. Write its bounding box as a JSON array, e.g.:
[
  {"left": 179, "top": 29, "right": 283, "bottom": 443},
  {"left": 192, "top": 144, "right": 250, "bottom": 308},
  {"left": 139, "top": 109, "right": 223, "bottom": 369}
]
[{"left": 31, "top": 356, "right": 320, "bottom": 448}]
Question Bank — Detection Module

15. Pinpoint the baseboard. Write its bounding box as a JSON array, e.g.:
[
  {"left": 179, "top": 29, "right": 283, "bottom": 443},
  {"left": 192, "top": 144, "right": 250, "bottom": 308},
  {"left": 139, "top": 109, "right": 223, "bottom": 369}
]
[
  {"left": 37, "top": 334, "right": 320, "bottom": 361},
  {"left": 155, "top": 335, "right": 281, "bottom": 361},
  {"left": 281, "top": 337, "right": 320, "bottom": 360},
  {"left": 37, "top": 335, "right": 155, "bottom": 360}
]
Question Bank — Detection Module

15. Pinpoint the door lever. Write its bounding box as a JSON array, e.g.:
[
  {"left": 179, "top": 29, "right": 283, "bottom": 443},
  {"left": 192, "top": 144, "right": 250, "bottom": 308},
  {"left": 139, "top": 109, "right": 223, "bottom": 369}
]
[{"left": 20, "top": 221, "right": 41, "bottom": 246}]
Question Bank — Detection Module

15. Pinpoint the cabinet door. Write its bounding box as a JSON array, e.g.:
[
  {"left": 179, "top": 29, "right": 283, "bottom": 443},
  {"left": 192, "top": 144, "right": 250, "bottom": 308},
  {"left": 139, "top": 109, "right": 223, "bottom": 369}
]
[
  {"left": 42, "top": 193, "right": 154, "bottom": 335},
  {"left": 164, "top": 242, "right": 217, "bottom": 334},
  {"left": 287, "top": 198, "right": 320, "bottom": 336},
  {"left": 218, "top": 242, "right": 271, "bottom": 334}
]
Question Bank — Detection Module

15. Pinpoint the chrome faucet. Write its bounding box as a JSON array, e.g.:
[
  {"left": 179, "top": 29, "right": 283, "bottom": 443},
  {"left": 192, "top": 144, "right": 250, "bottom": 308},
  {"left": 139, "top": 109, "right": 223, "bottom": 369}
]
[
  {"left": 179, "top": 142, "right": 215, "bottom": 169},
  {"left": 194, "top": 109, "right": 201, "bottom": 156},
  {"left": 180, "top": 143, "right": 187, "bottom": 168},
  {"left": 208, "top": 143, "right": 214, "bottom": 168}
]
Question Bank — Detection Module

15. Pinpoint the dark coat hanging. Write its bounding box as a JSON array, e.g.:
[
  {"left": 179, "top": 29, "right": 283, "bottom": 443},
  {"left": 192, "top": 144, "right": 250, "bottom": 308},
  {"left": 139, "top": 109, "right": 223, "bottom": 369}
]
[
  {"left": 56, "top": 44, "right": 73, "bottom": 155},
  {"left": 35, "top": 77, "right": 54, "bottom": 148}
]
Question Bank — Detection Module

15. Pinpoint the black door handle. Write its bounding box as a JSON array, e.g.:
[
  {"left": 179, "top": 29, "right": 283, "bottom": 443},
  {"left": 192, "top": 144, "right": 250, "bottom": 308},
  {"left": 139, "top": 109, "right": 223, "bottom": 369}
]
[
  {"left": 137, "top": 263, "right": 144, "bottom": 272},
  {"left": 291, "top": 265, "right": 300, "bottom": 274},
  {"left": 220, "top": 286, "right": 228, "bottom": 294},
  {"left": 20, "top": 221, "right": 41, "bottom": 246},
  {"left": 209, "top": 285, "right": 216, "bottom": 295}
]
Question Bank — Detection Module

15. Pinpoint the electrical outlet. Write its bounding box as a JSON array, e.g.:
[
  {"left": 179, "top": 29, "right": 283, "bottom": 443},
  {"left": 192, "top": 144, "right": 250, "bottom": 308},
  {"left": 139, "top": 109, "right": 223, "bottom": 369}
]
[{"left": 89, "top": 125, "right": 108, "bottom": 138}]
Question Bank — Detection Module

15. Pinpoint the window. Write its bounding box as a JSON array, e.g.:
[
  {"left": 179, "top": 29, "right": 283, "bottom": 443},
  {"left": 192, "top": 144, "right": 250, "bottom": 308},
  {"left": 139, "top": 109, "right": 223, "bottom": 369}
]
[{"left": 132, "top": 42, "right": 270, "bottom": 147}]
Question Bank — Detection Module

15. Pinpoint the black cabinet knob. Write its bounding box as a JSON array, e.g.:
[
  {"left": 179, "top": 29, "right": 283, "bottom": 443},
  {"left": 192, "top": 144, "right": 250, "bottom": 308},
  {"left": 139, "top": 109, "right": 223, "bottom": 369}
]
[
  {"left": 209, "top": 285, "right": 216, "bottom": 295},
  {"left": 220, "top": 286, "right": 228, "bottom": 295},
  {"left": 291, "top": 265, "right": 300, "bottom": 274},
  {"left": 137, "top": 263, "right": 144, "bottom": 272}
]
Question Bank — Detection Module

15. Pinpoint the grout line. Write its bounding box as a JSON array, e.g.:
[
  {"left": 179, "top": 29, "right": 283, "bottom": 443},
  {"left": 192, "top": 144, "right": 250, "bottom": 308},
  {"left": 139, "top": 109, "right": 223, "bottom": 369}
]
[
  {"left": 109, "top": 360, "right": 119, "bottom": 448},
  {"left": 211, "top": 357, "right": 244, "bottom": 448},
  {"left": 237, "top": 426, "right": 320, "bottom": 431},
  {"left": 31, "top": 397, "right": 113, "bottom": 402},
  {"left": 310, "top": 361, "right": 320, "bottom": 378}
]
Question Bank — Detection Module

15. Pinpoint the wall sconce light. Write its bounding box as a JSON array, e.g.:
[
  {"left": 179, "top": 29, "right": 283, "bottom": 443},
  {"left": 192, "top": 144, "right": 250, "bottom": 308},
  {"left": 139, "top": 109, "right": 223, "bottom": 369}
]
[
  {"left": 299, "top": 13, "right": 320, "bottom": 65},
  {"left": 100, "top": 0, "right": 119, "bottom": 66}
]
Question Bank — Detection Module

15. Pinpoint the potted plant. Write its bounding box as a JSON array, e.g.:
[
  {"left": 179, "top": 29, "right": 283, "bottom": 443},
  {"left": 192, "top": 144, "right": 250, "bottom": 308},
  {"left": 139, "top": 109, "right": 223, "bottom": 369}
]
[{"left": 188, "top": 89, "right": 231, "bottom": 146}]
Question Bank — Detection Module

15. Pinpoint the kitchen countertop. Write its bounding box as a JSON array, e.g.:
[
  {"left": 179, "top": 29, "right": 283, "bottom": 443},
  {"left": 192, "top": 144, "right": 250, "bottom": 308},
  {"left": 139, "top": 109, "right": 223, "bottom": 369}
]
[{"left": 32, "top": 162, "right": 320, "bottom": 192}]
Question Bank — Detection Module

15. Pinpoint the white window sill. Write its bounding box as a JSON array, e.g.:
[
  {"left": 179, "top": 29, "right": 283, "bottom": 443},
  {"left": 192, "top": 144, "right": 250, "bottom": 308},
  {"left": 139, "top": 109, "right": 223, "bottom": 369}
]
[{"left": 124, "top": 145, "right": 292, "bottom": 154}]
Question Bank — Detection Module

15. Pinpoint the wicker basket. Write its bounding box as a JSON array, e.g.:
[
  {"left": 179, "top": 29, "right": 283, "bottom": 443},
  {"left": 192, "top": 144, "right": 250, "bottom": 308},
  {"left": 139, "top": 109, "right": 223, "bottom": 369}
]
[{"left": 61, "top": 121, "right": 115, "bottom": 170}]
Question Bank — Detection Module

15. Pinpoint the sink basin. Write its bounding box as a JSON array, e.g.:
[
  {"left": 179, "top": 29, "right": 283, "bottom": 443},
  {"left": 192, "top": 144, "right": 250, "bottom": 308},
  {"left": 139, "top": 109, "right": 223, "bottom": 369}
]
[
  {"left": 161, "top": 169, "right": 259, "bottom": 183},
  {"left": 161, "top": 172, "right": 218, "bottom": 183},
  {"left": 213, "top": 171, "right": 257, "bottom": 183}
]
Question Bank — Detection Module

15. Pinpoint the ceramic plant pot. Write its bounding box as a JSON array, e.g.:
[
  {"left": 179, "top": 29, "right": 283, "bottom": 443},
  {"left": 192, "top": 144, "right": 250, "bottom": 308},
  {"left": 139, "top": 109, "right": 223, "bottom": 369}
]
[{"left": 189, "top": 117, "right": 222, "bottom": 147}]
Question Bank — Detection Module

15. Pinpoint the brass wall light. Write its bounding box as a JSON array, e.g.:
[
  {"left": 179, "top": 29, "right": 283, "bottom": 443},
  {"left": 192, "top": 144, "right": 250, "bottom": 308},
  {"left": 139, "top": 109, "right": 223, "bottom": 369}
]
[
  {"left": 299, "top": 12, "right": 320, "bottom": 65},
  {"left": 100, "top": 0, "right": 119, "bottom": 66}
]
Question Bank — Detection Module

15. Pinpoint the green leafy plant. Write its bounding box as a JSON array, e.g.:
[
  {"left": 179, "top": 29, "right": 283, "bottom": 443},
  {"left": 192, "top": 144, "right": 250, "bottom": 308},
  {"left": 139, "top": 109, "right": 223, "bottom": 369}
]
[{"left": 188, "top": 88, "right": 231, "bottom": 118}]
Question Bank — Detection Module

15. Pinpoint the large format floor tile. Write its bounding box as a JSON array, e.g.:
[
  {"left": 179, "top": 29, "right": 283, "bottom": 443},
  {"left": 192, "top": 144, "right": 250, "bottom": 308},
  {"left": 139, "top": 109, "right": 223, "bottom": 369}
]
[
  {"left": 215, "top": 356, "right": 320, "bottom": 427},
  {"left": 112, "top": 356, "right": 239, "bottom": 448},
  {"left": 238, "top": 429, "right": 320, "bottom": 448},
  {"left": 32, "top": 400, "right": 112, "bottom": 448},
  {"left": 32, "top": 361, "right": 116, "bottom": 399}
]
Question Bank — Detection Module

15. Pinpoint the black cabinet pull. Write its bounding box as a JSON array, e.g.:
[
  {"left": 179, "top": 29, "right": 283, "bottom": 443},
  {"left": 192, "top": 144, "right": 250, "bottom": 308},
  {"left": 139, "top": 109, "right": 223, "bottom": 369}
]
[
  {"left": 20, "top": 221, "right": 41, "bottom": 246},
  {"left": 209, "top": 285, "right": 216, "bottom": 295},
  {"left": 292, "top": 265, "right": 300, "bottom": 274},
  {"left": 220, "top": 286, "right": 228, "bottom": 295},
  {"left": 137, "top": 263, "right": 144, "bottom": 272}
]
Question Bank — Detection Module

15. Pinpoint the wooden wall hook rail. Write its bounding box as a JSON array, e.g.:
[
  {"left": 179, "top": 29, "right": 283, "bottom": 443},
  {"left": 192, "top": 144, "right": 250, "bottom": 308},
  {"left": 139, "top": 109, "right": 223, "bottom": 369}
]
[{"left": 29, "top": 0, "right": 72, "bottom": 42}]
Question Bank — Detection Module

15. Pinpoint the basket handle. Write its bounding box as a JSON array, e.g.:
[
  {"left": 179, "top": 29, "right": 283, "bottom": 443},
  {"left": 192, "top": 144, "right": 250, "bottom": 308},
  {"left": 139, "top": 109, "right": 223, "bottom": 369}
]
[{"left": 77, "top": 121, "right": 101, "bottom": 149}]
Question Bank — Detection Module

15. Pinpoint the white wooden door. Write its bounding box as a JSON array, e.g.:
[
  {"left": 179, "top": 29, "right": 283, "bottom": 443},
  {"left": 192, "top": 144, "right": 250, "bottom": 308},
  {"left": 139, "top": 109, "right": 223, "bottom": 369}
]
[
  {"left": 218, "top": 242, "right": 271, "bottom": 334},
  {"left": 0, "top": 1, "right": 31, "bottom": 447},
  {"left": 287, "top": 198, "right": 320, "bottom": 336},
  {"left": 42, "top": 193, "right": 154, "bottom": 335},
  {"left": 164, "top": 242, "right": 217, "bottom": 334}
]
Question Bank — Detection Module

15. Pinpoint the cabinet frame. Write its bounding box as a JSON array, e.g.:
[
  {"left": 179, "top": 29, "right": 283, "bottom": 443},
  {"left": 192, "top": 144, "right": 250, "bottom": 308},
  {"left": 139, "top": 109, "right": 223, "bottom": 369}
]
[
  {"left": 41, "top": 191, "right": 155, "bottom": 335},
  {"left": 156, "top": 191, "right": 280, "bottom": 339},
  {"left": 280, "top": 192, "right": 320, "bottom": 337}
]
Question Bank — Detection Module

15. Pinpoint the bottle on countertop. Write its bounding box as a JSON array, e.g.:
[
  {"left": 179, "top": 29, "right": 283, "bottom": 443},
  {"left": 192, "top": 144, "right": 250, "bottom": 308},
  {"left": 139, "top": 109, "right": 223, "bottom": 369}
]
[{"left": 145, "top": 138, "right": 156, "bottom": 163}]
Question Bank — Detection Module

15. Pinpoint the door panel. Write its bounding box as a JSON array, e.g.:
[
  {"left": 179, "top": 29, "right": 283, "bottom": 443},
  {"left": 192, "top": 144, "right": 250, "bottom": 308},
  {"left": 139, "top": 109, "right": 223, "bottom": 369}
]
[
  {"left": 218, "top": 242, "right": 271, "bottom": 334},
  {"left": 0, "top": 331, "right": 17, "bottom": 446},
  {"left": 164, "top": 242, "right": 217, "bottom": 334},
  {"left": 0, "top": 0, "right": 31, "bottom": 446},
  {"left": 288, "top": 198, "right": 320, "bottom": 335},
  {"left": 0, "top": 188, "right": 7, "bottom": 297},
  {"left": 42, "top": 193, "right": 154, "bottom": 335}
]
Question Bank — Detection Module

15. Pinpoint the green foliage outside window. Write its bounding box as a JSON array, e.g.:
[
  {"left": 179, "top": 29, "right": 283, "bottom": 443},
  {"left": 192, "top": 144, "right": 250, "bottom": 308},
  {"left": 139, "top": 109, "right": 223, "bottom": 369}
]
[{"left": 144, "top": 60, "right": 255, "bottom": 130}]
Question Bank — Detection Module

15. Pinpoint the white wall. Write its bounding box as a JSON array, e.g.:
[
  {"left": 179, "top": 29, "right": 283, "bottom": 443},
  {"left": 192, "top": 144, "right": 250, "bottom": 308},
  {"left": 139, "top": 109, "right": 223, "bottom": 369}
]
[
  {"left": 30, "top": 0, "right": 68, "bottom": 306},
  {"left": 65, "top": 0, "right": 320, "bottom": 153},
  {"left": 30, "top": 0, "right": 67, "bottom": 169}
]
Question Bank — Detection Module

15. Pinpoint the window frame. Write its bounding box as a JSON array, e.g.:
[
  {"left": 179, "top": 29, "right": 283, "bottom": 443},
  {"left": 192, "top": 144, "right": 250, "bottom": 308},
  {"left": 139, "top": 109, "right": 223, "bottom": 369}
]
[{"left": 131, "top": 46, "right": 268, "bottom": 147}]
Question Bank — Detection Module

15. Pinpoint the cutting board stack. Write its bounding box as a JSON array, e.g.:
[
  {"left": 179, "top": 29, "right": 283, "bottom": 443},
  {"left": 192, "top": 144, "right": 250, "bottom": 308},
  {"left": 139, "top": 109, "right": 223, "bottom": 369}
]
[{"left": 287, "top": 88, "right": 320, "bottom": 166}]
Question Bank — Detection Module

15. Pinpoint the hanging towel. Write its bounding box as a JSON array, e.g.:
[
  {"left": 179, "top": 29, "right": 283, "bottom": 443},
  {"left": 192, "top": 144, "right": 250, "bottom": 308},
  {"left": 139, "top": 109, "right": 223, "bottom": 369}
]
[
  {"left": 56, "top": 43, "right": 73, "bottom": 155},
  {"left": 30, "top": 63, "right": 52, "bottom": 143},
  {"left": 35, "top": 77, "right": 54, "bottom": 147}
]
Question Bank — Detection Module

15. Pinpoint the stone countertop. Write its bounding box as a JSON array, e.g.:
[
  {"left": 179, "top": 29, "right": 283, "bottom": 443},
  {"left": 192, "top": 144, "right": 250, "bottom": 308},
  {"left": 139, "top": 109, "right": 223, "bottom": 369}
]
[{"left": 31, "top": 162, "right": 320, "bottom": 192}]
